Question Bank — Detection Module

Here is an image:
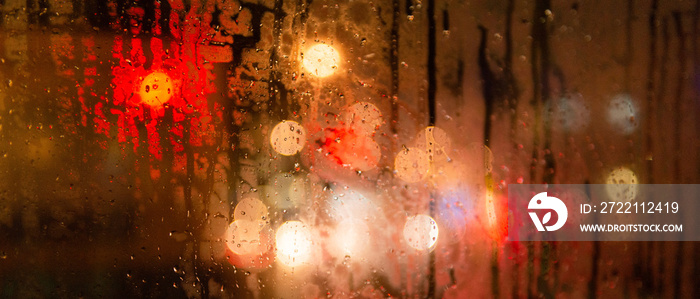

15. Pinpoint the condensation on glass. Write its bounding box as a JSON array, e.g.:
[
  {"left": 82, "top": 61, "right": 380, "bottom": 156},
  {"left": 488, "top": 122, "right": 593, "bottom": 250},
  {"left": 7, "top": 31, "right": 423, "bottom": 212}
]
[{"left": 0, "top": 0, "right": 698, "bottom": 298}]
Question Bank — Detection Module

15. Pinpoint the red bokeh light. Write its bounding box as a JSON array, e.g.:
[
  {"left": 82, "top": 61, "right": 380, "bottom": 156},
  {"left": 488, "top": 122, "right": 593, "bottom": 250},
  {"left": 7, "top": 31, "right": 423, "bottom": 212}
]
[{"left": 318, "top": 127, "right": 380, "bottom": 170}]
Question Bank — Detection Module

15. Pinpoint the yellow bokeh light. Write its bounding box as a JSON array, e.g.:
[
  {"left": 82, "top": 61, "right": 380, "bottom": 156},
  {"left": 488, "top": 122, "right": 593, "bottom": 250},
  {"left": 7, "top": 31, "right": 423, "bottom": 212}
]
[
  {"left": 605, "top": 166, "right": 639, "bottom": 201},
  {"left": 139, "top": 71, "right": 174, "bottom": 106},
  {"left": 302, "top": 44, "right": 340, "bottom": 77},
  {"left": 403, "top": 214, "right": 439, "bottom": 251},
  {"left": 270, "top": 120, "right": 307, "bottom": 156},
  {"left": 275, "top": 221, "right": 313, "bottom": 267}
]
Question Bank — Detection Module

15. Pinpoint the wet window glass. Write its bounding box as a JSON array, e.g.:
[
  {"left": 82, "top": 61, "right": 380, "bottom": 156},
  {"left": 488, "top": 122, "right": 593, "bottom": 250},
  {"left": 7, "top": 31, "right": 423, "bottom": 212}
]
[{"left": 0, "top": 0, "right": 698, "bottom": 298}]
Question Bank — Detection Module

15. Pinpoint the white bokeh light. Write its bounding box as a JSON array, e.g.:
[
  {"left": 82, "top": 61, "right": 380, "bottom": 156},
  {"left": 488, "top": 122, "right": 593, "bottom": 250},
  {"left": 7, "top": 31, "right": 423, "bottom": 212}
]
[
  {"left": 275, "top": 221, "right": 313, "bottom": 267},
  {"left": 607, "top": 93, "right": 639, "bottom": 135},
  {"left": 403, "top": 214, "right": 439, "bottom": 251},
  {"left": 270, "top": 120, "right": 306, "bottom": 156},
  {"left": 302, "top": 44, "right": 340, "bottom": 77}
]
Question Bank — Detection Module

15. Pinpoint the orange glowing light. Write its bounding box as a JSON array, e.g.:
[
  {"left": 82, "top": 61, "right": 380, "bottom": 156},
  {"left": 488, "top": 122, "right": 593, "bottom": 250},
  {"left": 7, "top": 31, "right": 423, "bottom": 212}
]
[
  {"left": 484, "top": 173, "right": 507, "bottom": 241},
  {"left": 139, "top": 71, "right": 174, "bottom": 106}
]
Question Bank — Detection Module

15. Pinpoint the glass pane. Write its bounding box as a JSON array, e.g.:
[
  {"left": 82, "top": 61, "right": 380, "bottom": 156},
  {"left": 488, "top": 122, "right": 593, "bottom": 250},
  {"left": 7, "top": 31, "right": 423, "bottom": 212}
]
[{"left": 0, "top": 0, "right": 698, "bottom": 298}]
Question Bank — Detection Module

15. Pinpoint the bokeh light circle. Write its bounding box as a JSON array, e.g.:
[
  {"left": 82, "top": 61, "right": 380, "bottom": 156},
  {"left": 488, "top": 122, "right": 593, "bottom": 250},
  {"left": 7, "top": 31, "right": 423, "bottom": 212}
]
[
  {"left": 605, "top": 166, "right": 639, "bottom": 202},
  {"left": 607, "top": 94, "right": 639, "bottom": 135},
  {"left": 275, "top": 221, "right": 313, "bottom": 267},
  {"left": 233, "top": 197, "right": 269, "bottom": 223},
  {"left": 394, "top": 147, "right": 430, "bottom": 182},
  {"left": 415, "top": 126, "right": 452, "bottom": 165},
  {"left": 139, "top": 71, "right": 174, "bottom": 106},
  {"left": 302, "top": 44, "right": 340, "bottom": 77},
  {"left": 225, "top": 220, "right": 267, "bottom": 256},
  {"left": 270, "top": 120, "right": 307, "bottom": 156},
  {"left": 403, "top": 214, "right": 439, "bottom": 251}
]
